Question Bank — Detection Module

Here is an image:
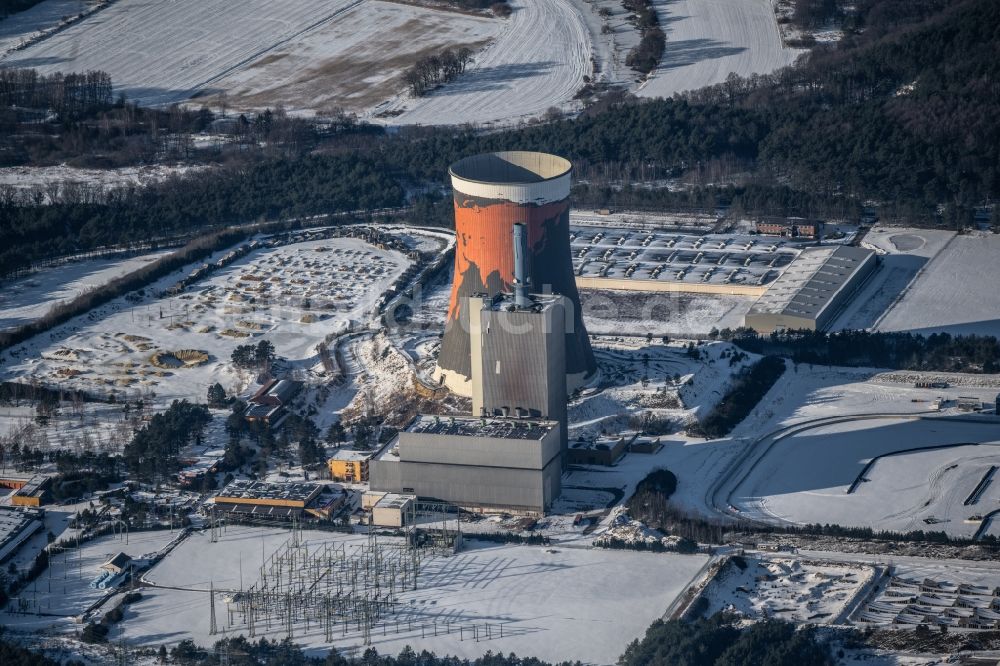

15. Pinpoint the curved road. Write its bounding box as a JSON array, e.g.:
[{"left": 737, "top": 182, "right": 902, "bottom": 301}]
[{"left": 704, "top": 412, "right": 933, "bottom": 527}]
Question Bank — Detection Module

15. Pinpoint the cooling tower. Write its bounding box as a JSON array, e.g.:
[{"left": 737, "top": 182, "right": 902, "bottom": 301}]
[{"left": 435, "top": 151, "right": 596, "bottom": 396}]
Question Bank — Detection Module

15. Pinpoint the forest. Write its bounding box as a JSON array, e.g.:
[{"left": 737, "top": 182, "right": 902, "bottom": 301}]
[
  {"left": 732, "top": 330, "right": 1000, "bottom": 374},
  {"left": 123, "top": 399, "right": 212, "bottom": 482},
  {"left": 0, "top": 153, "right": 403, "bottom": 277}
]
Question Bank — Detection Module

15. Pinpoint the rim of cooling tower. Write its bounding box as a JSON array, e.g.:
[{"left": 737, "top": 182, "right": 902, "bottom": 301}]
[{"left": 449, "top": 151, "right": 572, "bottom": 186}]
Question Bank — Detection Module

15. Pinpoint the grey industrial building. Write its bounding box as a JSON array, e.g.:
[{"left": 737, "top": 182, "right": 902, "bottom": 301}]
[
  {"left": 469, "top": 290, "right": 569, "bottom": 452},
  {"left": 370, "top": 416, "right": 562, "bottom": 513},
  {"left": 369, "top": 223, "right": 568, "bottom": 514},
  {"left": 744, "top": 245, "right": 877, "bottom": 334}
]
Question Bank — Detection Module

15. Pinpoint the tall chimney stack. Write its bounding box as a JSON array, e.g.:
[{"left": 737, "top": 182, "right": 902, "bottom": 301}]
[{"left": 512, "top": 222, "right": 530, "bottom": 309}]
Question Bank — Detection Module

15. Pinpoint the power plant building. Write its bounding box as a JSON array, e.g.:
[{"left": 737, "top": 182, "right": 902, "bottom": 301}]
[
  {"left": 470, "top": 292, "right": 568, "bottom": 431},
  {"left": 370, "top": 153, "right": 584, "bottom": 515},
  {"left": 435, "top": 151, "right": 595, "bottom": 397},
  {"left": 744, "top": 245, "right": 877, "bottom": 334},
  {"left": 370, "top": 416, "right": 562, "bottom": 514}
]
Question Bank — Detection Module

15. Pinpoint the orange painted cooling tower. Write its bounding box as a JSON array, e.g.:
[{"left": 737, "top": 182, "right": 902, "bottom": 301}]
[{"left": 434, "top": 151, "right": 596, "bottom": 396}]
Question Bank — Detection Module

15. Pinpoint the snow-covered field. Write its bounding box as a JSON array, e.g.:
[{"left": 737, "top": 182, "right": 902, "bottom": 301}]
[
  {"left": 0, "top": 0, "right": 811, "bottom": 122},
  {"left": 731, "top": 416, "right": 1000, "bottom": 538},
  {"left": 875, "top": 233, "right": 1000, "bottom": 338},
  {"left": 640, "top": 363, "right": 1000, "bottom": 523},
  {"left": 123, "top": 526, "right": 708, "bottom": 663},
  {"left": 197, "top": 1, "right": 499, "bottom": 115},
  {"left": 383, "top": 0, "right": 591, "bottom": 125},
  {"left": 0, "top": 236, "right": 411, "bottom": 407},
  {"left": 0, "top": 529, "right": 180, "bottom": 626},
  {"left": 0, "top": 0, "right": 86, "bottom": 55},
  {"left": 0, "top": 402, "right": 136, "bottom": 454},
  {"left": 0, "top": 249, "right": 172, "bottom": 331},
  {"left": 0, "top": 0, "right": 497, "bottom": 113},
  {"left": 637, "top": 0, "right": 804, "bottom": 99}
]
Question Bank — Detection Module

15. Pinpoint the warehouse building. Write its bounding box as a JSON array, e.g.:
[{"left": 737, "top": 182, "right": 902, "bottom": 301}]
[
  {"left": 0, "top": 507, "right": 43, "bottom": 562},
  {"left": 1, "top": 474, "right": 51, "bottom": 507},
  {"left": 213, "top": 480, "right": 345, "bottom": 522},
  {"left": 362, "top": 492, "right": 415, "bottom": 527},
  {"left": 244, "top": 379, "right": 302, "bottom": 425},
  {"left": 744, "top": 246, "right": 877, "bottom": 334},
  {"left": 754, "top": 217, "right": 824, "bottom": 240},
  {"left": 370, "top": 415, "right": 561, "bottom": 514}
]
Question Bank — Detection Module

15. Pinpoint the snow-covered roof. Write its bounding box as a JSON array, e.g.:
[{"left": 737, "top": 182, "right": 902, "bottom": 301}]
[{"left": 748, "top": 245, "right": 875, "bottom": 320}]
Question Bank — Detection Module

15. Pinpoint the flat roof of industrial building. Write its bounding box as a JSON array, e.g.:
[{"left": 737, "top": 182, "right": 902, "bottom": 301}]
[
  {"left": 407, "top": 415, "right": 556, "bottom": 441},
  {"left": 569, "top": 227, "right": 799, "bottom": 287},
  {"left": 375, "top": 493, "right": 414, "bottom": 510},
  {"left": 215, "top": 480, "right": 321, "bottom": 504},
  {"left": 13, "top": 475, "right": 48, "bottom": 498},
  {"left": 0, "top": 507, "right": 42, "bottom": 561},
  {"left": 747, "top": 245, "right": 875, "bottom": 320}
]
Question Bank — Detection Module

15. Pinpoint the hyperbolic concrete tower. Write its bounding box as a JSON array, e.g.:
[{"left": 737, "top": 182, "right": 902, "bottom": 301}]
[{"left": 435, "top": 151, "right": 596, "bottom": 396}]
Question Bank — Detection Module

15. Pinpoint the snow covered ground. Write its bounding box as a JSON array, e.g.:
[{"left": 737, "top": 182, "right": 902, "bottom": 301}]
[
  {"left": 0, "top": 0, "right": 812, "bottom": 122},
  {"left": 622, "top": 363, "right": 1000, "bottom": 524},
  {"left": 875, "top": 233, "right": 1000, "bottom": 338},
  {"left": 0, "top": 0, "right": 86, "bottom": 55},
  {"left": 0, "top": 0, "right": 497, "bottom": 113},
  {"left": 572, "top": 0, "right": 643, "bottom": 88},
  {"left": 570, "top": 338, "right": 756, "bottom": 435},
  {"left": 0, "top": 164, "right": 212, "bottom": 201},
  {"left": 699, "top": 556, "right": 874, "bottom": 624},
  {"left": 581, "top": 289, "right": 753, "bottom": 336},
  {"left": 0, "top": 235, "right": 411, "bottom": 407},
  {"left": 383, "top": 0, "right": 590, "bottom": 125},
  {"left": 637, "top": 0, "right": 804, "bottom": 99},
  {"left": 197, "top": 1, "right": 499, "bottom": 115},
  {"left": 118, "top": 526, "right": 709, "bottom": 663},
  {"left": 0, "top": 529, "right": 180, "bottom": 626},
  {"left": 0, "top": 402, "right": 136, "bottom": 455},
  {"left": 0, "top": 249, "right": 172, "bottom": 331},
  {"left": 731, "top": 416, "right": 1000, "bottom": 538}
]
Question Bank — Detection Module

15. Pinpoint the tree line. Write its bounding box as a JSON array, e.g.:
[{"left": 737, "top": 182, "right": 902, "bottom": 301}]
[
  {"left": 732, "top": 329, "right": 1000, "bottom": 374},
  {"left": 688, "top": 356, "right": 786, "bottom": 439},
  {"left": 0, "top": 68, "right": 111, "bottom": 119},
  {"left": 403, "top": 48, "right": 474, "bottom": 97},
  {"left": 622, "top": 0, "right": 665, "bottom": 74}
]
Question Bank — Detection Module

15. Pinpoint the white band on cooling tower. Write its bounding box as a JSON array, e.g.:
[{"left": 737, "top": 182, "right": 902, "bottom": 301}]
[{"left": 451, "top": 173, "right": 571, "bottom": 206}]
